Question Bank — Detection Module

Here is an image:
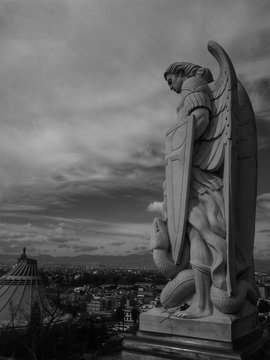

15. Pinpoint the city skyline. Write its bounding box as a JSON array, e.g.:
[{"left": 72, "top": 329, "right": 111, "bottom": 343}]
[{"left": 0, "top": 0, "right": 270, "bottom": 259}]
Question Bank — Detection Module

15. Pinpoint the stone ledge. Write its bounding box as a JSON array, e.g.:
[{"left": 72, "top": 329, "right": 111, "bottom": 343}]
[
  {"left": 122, "top": 330, "right": 270, "bottom": 360},
  {"left": 139, "top": 307, "right": 259, "bottom": 342}
]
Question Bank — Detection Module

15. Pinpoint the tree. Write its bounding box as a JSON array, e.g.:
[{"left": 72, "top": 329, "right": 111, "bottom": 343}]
[
  {"left": 258, "top": 299, "right": 270, "bottom": 314},
  {"left": 131, "top": 307, "right": 140, "bottom": 323},
  {"left": 7, "top": 291, "right": 72, "bottom": 360},
  {"left": 115, "top": 306, "right": 125, "bottom": 325}
]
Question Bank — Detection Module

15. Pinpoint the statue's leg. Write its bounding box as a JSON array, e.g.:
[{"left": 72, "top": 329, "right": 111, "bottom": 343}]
[
  {"left": 188, "top": 198, "right": 227, "bottom": 291},
  {"left": 175, "top": 192, "right": 226, "bottom": 319},
  {"left": 159, "top": 268, "right": 195, "bottom": 309},
  {"left": 175, "top": 226, "right": 212, "bottom": 318}
]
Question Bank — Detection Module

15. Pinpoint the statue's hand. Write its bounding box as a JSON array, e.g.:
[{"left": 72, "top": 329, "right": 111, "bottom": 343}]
[{"left": 150, "top": 218, "right": 170, "bottom": 250}]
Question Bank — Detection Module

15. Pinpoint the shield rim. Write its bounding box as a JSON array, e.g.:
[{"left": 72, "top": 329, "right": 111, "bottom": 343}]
[{"left": 165, "top": 115, "right": 194, "bottom": 265}]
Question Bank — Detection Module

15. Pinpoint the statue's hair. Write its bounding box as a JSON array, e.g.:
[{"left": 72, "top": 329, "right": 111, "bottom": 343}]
[{"left": 164, "top": 62, "right": 213, "bottom": 83}]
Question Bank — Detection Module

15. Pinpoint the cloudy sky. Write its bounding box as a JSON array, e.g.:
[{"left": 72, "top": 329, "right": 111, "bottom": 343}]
[{"left": 0, "top": 0, "right": 270, "bottom": 259}]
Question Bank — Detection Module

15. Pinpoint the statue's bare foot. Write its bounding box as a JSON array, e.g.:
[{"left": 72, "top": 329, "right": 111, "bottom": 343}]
[
  {"left": 173, "top": 304, "right": 212, "bottom": 319},
  {"left": 161, "top": 307, "right": 177, "bottom": 315},
  {"left": 174, "top": 269, "right": 213, "bottom": 319}
]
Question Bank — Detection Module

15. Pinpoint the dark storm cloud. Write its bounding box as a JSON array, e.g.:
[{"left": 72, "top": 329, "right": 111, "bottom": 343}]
[
  {"left": 242, "top": 77, "right": 270, "bottom": 114},
  {"left": 1, "top": 239, "right": 38, "bottom": 254},
  {"left": 259, "top": 229, "right": 270, "bottom": 233},
  {"left": 50, "top": 237, "right": 79, "bottom": 244},
  {"left": 111, "top": 242, "right": 125, "bottom": 247},
  {"left": 56, "top": 243, "right": 73, "bottom": 249},
  {"left": 3, "top": 0, "right": 269, "bottom": 196},
  {"left": 132, "top": 245, "right": 150, "bottom": 253},
  {"left": 72, "top": 245, "right": 100, "bottom": 253},
  {"left": 256, "top": 117, "right": 270, "bottom": 150},
  {"left": 255, "top": 193, "right": 270, "bottom": 256},
  {"left": 230, "top": 27, "right": 270, "bottom": 63},
  {"left": 254, "top": 243, "right": 270, "bottom": 259},
  {"left": 0, "top": 0, "right": 270, "bottom": 256}
]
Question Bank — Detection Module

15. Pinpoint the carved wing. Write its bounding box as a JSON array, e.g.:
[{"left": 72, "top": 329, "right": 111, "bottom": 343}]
[
  {"left": 192, "top": 41, "right": 237, "bottom": 173},
  {"left": 193, "top": 41, "right": 238, "bottom": 295},
  {"left": 193, "top": 41, "right": 257, "bottom": 295},
  {"left": 233, "top": 81, "right": 257, "bottom": 290}
]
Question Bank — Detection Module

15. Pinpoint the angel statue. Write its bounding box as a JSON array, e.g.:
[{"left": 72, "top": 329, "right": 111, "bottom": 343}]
[{"left": 151, "top": 41, "right": 258, "bottom": 318}]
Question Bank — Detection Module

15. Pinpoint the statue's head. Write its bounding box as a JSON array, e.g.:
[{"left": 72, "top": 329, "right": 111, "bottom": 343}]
[{"left": 164, "top": 62, "right": 213, "bottom": 93}]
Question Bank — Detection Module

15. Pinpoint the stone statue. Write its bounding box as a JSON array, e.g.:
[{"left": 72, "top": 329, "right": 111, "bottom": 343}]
[{"left": 151, "top": 41, "right": 258, "bottom": 318}]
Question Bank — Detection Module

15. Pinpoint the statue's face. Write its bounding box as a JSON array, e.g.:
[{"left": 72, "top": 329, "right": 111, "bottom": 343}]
[{"left": 166, "top": 74, "right": 185, "bottom": 94}]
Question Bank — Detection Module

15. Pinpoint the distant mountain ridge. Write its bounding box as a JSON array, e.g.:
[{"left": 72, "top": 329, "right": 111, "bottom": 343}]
[
  {"left": 0, "top": 252, "right": 155, "bottom": 269},
  {"left": 0, "top": 253, "right": 269, "bottom": 272}
]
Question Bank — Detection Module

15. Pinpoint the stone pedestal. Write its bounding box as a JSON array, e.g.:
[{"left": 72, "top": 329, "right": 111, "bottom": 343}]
[{"left": 122, "top": 307, "right": 270, "bottom": 360}]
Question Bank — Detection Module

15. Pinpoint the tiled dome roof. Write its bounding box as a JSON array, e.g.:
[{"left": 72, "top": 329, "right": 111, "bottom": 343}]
[{"left": 0, "top": 249, "right": 51, "bottom": 327}]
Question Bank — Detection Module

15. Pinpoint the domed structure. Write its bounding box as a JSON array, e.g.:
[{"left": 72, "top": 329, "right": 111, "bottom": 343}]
[{"left": 0, "top": 248, "right": 52, "bottom": 328}]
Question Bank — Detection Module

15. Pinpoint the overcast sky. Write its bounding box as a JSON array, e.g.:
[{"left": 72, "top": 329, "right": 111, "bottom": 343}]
[{"left": 0, "top": 0, "right": 270, "bottom": 259}]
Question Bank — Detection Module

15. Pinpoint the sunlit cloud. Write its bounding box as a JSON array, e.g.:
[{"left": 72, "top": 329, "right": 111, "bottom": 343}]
[
  {"left": 0, "top": 0, "right": 269, "bottom": 256},
  {"left": 146, "top": 201, "right": 163, "bottom": 214},
  {"left": 257, "top": 193, "right": 270, "bottom": 212}
]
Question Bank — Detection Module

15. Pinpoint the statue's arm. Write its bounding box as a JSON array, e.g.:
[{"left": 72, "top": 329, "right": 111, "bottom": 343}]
[{"left": 191, "top": 108, "right": 210, "bottom": 141}]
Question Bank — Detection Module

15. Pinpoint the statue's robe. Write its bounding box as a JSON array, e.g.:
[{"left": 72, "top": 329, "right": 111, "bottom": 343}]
[{"left": 178, "top": 76, "right": 227, "bottom": 289}]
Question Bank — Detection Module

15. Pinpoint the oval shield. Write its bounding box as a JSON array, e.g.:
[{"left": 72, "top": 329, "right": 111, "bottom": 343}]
[{"left": 165, "top": 115, "right": 194, "bottom": 265}]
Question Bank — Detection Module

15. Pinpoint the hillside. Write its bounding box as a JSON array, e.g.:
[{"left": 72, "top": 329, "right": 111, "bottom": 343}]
[{"left": 0, "top": 253, "right": 268, "bottom": 272}]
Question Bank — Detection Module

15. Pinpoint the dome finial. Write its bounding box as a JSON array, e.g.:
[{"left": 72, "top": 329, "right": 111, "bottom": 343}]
[{"left": 18, "top": 247, "right": 27, "bottom": 263}]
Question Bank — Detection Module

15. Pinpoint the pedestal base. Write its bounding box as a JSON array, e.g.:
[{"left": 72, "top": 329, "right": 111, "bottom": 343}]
[
  {"left": 122, "top": 307, "right": 270, "bottom": 360},
  {"left": 122, "top": 330, "right": 269, "bottom": 360},
  {"left": 138, "top": 306, "right": 259, "bottom": 342}
]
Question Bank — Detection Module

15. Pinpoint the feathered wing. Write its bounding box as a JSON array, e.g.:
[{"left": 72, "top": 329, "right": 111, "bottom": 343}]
[
  {"left": 193, "top": 41, "right": 237, "bottom": 173},
  {"left": 194, "top": 41, "right": 257, "bottom": 295},
  {"left": 193, "top": 41, "right": 239, "bottom": 295},
  {"left": 233, "top": 81, "right": 257, "bottom": 291}
]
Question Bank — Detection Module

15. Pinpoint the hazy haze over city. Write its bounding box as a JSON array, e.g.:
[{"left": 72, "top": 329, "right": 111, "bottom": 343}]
[{"left": 0, "top": 0, "right": 270, "bottom": 259}]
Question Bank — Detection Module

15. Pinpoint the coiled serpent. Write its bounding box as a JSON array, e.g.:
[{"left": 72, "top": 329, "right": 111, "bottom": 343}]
[{"left": 151, "top": 218, "right": 257, "bottom": 314}]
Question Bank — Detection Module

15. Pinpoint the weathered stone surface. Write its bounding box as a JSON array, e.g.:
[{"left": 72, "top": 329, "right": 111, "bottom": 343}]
[
  {"left": 150, "top": 40, "right": 258, "bottom": 319},
  {"left": 139, "top": 306, "right": 258, "bottom": 342},
  {"left": 122, "top": 330, "right": 269, "bottom": 360},
  {"left": 122, "top": 40, "right": 266, "bottom": 360},
  {"left": 122, "top": 303, "right": 269, "bottom": 359}
]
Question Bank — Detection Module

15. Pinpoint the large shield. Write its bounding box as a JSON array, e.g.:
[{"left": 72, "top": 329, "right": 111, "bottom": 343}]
[{"left": 165, "top": 115, "right": 194, "bottom": 265}]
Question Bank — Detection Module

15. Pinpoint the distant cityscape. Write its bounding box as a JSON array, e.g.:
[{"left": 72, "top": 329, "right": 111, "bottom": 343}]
[
  {"left": 0, "top": 252, "right": 269, "bottom": 359},
  {"left": 0, "top": 252, "right": 167, "bottom": 359},
  {"left": 0, "top": 252, "right": 269, "bottom": 272}
]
